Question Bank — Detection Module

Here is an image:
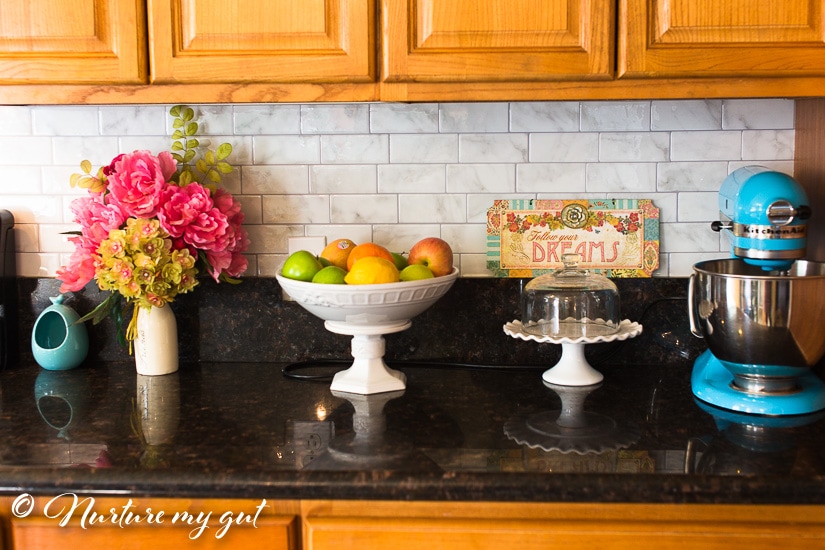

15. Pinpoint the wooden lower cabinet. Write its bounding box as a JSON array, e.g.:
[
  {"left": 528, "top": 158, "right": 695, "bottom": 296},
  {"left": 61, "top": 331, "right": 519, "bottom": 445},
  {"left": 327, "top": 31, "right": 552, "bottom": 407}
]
[
  {"left": 4, "top": 497, "right": 299, "bottom": 550},
  {"left": 302, "top": 500, "right": 825, "bottom": 550}
]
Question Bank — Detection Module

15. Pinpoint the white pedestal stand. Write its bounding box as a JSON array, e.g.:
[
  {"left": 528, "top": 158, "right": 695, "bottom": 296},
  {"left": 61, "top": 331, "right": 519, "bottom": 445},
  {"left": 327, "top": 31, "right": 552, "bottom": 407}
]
[
  {"left": 504, "top": 319, "right": 643, "bottom": 387},
  {"left": 325, "top": 320, "right": 411, "bottom": 395}
]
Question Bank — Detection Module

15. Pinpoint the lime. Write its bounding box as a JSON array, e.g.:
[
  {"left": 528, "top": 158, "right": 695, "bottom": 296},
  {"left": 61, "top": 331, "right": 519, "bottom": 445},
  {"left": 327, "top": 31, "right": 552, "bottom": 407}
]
[
  {"left": 344, "top": 257, "right": 400, "bottom": 285},
  {"left": 312, "top": 265, "right": 347, "bottom": 284},
  {"left": 391, "top": 252, "right": 408, "bottom": 271},
  {"left": 281, "top": 250, "right": 323, "bottom": 281},
  {"left": 400, "top": 264, "right": 434, "bottom": 281}
]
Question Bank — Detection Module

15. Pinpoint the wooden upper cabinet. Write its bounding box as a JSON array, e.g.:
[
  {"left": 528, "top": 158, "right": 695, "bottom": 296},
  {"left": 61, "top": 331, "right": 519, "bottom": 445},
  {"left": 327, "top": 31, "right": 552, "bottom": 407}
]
[
  {"left": 620, "top": 0, "right": 825, "bottom": 78},
  {"left": 148, "top": 0, "right": 375, "bottom": 83},
  {"left": 381, "top": 0, "right": 614, "bottom": 82},
  {"left": 0, "top": 0, "right": 146, "bottom": 84}
]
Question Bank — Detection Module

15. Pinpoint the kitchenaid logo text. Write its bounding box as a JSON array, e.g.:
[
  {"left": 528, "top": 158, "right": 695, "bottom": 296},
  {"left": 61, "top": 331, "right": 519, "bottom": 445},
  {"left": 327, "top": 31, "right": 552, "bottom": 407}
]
[
  {"left": 10, "top": 493, "right": 269, "bottom": 540},
  {"left": 733, "top": 223, "right": 807, "bottom": 239}
]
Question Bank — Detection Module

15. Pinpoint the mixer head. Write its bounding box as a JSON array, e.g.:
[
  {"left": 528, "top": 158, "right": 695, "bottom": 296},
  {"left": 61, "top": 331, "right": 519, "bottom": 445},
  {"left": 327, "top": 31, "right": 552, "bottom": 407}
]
[{"left": 712, "top": 166, "right": 811, "bottom": 271}]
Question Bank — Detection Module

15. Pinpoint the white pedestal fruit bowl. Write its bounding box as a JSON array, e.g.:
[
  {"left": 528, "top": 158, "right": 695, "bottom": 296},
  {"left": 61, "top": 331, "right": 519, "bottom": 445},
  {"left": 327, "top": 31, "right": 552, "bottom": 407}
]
[{"left": 276, "top": 267, "right": 459, "bottom": 395}]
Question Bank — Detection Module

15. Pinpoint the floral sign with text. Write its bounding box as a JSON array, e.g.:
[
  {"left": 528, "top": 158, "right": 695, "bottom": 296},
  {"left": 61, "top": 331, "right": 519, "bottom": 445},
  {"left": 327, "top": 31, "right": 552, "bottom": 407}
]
[{"left": 57, "top": 105, "right": 249, "bottom": 347}]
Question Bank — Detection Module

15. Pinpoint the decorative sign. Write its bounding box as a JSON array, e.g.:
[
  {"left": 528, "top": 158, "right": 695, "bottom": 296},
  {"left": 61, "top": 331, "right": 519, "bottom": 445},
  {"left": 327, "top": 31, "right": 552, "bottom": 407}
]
[{"left": 486, "top": 199, "right": 659, "bottom": 277}]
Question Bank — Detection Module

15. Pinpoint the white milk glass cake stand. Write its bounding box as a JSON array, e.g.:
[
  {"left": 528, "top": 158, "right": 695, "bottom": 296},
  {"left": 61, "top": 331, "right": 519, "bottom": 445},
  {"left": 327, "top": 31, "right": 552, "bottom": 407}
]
[
  {"left": 276, "top": 267, "right": 459, "bottom": 395},
  {"left": 504, "top": 319, "right": 642, "bottom": 386}
]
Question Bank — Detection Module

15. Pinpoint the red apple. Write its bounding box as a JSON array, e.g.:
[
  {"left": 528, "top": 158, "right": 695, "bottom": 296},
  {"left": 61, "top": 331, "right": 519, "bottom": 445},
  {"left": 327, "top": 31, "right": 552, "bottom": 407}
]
[{"left": 407, "top": 237, "right": 454, "bottom": 277}]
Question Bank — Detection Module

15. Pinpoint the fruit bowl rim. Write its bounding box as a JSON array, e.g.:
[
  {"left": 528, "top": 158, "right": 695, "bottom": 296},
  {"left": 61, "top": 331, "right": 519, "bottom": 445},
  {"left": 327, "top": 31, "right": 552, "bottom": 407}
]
[{"left": 275, "top": 266, "right": 459, "bottom": 292}]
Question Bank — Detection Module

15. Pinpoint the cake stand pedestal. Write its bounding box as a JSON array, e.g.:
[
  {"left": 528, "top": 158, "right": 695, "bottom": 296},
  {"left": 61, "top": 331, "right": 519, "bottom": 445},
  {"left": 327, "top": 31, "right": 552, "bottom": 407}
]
[
  {"left": 504, "top": 319, "right": 643, "bottom": 387},
  {"left": 325, "top": 320, "right": 411, "bottom": 395}
]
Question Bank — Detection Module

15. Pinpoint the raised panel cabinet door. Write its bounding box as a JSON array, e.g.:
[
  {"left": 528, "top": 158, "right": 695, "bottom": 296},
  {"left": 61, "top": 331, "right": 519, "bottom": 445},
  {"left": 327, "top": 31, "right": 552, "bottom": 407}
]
[
  {"left": 620, "top": 0, "right": 825, "bottom": 78},
  {"left": 381, "top": 0, "right": 614, "bottom": 82},
  {"left": 148, "top": 0, "right": 375, "bottom": 83},
  {"left": 0, "top": 0, "right": 147, "bottom": 84}
]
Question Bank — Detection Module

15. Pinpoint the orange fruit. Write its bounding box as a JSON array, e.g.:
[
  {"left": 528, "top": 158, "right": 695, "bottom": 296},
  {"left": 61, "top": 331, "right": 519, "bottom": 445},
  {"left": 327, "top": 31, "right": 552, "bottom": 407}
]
[
  {"left": 320, "top": 238, "right": 356, "bottom": 270},
  {"left": 346, "top": 242, "right": 394, "bottom": 271},
  {"left": 344, "top": 257, "right": 400, "bottom": 285}
]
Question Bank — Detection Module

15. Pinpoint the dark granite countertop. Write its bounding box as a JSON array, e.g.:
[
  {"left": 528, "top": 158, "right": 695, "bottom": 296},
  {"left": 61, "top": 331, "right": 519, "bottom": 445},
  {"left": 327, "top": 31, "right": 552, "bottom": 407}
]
[{"left": 2, "top": 358, "right": 825, "bottom": 504}]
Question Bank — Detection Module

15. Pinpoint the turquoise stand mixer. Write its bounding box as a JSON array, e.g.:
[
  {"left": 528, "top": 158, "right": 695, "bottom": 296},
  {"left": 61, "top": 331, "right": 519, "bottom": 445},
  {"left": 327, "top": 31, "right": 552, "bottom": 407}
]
[{"left": 689, "top": 166, "right": 825, "bottom": 416}]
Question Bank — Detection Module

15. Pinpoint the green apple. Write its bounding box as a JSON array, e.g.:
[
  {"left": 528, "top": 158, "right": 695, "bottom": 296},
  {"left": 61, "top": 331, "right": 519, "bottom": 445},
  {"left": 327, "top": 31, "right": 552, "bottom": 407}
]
[
  {"left": 311, "top": 265, "right": 347, "bottom": 284},
  {"left": 391, "top": 251, "right": 408, "bottom": 271},
  {"left": 281, "top": 250, "right": 323, "bottom": 281},
  {"left": 318, "top": 256, "right": 333, "bottom": 268},
  {"left": 399, "top": 264, "right": 434, "bottom": 281}
]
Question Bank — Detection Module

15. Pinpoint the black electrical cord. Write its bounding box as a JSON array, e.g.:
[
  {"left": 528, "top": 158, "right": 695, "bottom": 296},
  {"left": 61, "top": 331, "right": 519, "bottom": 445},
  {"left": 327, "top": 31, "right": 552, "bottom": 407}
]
[{"left": 281, "top": 295, "right": 688, "bottom": 381}]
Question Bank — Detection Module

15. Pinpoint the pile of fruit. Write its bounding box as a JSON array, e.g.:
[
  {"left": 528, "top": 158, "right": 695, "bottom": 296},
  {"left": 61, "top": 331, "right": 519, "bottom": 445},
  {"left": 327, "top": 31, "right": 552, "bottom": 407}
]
[{"left": 281, "top": 237, "right": 453, "bottom": 285}]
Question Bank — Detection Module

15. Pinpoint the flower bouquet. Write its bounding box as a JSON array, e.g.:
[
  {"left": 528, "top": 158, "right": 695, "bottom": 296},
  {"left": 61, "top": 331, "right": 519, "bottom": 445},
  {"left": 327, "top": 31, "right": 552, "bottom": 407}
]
[{"left": 57, "top": 106, "right": 249, "bottom": 351}]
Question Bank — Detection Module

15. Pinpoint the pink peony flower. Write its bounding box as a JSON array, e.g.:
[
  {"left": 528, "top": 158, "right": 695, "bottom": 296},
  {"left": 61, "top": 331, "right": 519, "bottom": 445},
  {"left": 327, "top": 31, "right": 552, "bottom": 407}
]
[
  {"left": 106, "top": 150, "right": 176, "bottom": 218},
  {"left": 56, "top": 250, "right": 97, "bottom": 292},
  {"left": 69, "top": 195, "right": 127, "bottom": 254},
  {"left": 157, "top": 182, "right": 215, "bottom": 239}
]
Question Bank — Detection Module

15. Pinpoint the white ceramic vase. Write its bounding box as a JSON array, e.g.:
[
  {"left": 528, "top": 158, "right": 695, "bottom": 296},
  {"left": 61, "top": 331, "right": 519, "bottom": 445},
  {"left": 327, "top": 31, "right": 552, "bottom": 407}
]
[{"left": 134, "top": 305, "right": 179, "bottom": 376}]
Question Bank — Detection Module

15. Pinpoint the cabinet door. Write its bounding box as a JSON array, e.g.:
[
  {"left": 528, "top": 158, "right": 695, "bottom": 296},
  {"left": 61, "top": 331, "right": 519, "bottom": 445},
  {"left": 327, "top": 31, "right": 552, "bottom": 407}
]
[
  {"left": 0, "top": 0, "right": 146, "bottom": 84},
  {"left": 620, "top": 0, "right": 825, "bottom": 78},
  {"left": 148, "top": 0, "right": 374, "bottom": 83},
  {"left": 381, "top": 0, "right": 614, "bottom": 82}
]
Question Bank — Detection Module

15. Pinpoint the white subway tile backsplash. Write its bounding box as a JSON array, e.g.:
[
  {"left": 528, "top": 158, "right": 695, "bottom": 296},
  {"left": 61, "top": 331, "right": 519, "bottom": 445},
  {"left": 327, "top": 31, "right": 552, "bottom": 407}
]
[
  {"left": 650, "top": 100, "right": 722, "bottom": 131},
  {"left": 2, "top": 100, "right": 798, "bottom": 278},
  {"left": 509, "top": 102, "right": 579, "bottom": 132},
  {"left": 440, "top": 103, "right": 509, "bottom": 133},
  {"left": 370, "top": 103, "right": 439, "bottom": 134},
  {"left": 722, "top": 99, "right": 794, "bottom": 130}
]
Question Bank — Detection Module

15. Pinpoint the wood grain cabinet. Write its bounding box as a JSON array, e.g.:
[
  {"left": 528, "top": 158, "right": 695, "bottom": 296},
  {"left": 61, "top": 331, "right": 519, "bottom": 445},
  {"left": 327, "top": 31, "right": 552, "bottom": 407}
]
[
  {"left": 619, "top": 0, "right": 825, "bottom": 78},
  {"left": 0, "top": 0, "right": 146, "bottom": 84},
  {"left": 380, "top": 0, "right": 614, "bottom": 83},
  {"left": 148, "top": 0, "right": 375, "bottom": 84}
]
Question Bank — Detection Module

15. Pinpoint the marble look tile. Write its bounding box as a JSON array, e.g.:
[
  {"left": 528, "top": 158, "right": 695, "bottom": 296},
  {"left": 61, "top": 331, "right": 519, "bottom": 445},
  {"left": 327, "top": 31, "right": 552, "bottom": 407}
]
[
  {"left": 378, "top": 164, "right": 445, "bottom": 194},
  {"left": 456, "top": 252, "right": 490, "bottom": 276},
  {"left": 670, "top": 131, "right": 742, "bottom": 161},
  {"left": 467, "top": 193, "right": 537, "bottom": 223},
  {"left": 459, "top": 133, "right": 528, "bottom": 163},
  {"left": 302, "top": 104, "right": 370, "bottom": 134},
  {"left": 0, "top": 195, "right": 62, "bottom": 223},
  {"left": 586, "top": 163, "right": 656, "bottom": 192},
  {"left": 398, "top": 194, "right": 466, "bottom": 223},
  {"left": 390, "top": 134, "right": 458, "bottom": 163},
  {"left": 581, "top": 101, "right": 650, "bottom": 131},
  {"left": 99, "top": 106, "right": 166, "bottom": 136},
  {"left": 331, "top": 194, "right": 398, "bottom": 224},
  {"left": 33, "top": 106, "right": 99, "bottom": 136},
  {"left": 440, "top": 103, "right": 509, "bottom": 133},
  {"left": 722, "top": 99, "right": 795, "bottom": 129},
  {"left": 38, "top": 223, "right": 75, "bottom": 252},
  {"left": 256, "top": 253, "right": 288, "bottom": 277},
  {"left": 321, "top": 134, "right": 388, "bottom": 164},
  {"left": 254, "top": 135, "right": 320, "bottom": 164},
  {"left": 189, "top": 105, "right": 234, "bottom": 135},
  {"left": 510, "top": 101, "right": 579, "bottom": 132},
  {"left": 119, "top": 136, "right": 174, "bottom": 156},
  {"left": 530, "top": 133, "right": 599, "bottom": 162},
  {"left": 442, "top": 223, "right": 487, "bottom": 253},
  {"left": 1, "top": 167, "right": 41, "bottom": 194},
  {"left": 0, "top": 106, "right": 32, "bottom": 135},
  {"left": 516, "top": 163, "right": 586, "bottom": 193},
  {"left": 244, "top": 224, "right": 303, "bottom": 254},
  {"left": 242, "top": 165, "right": 309, "bottom": 194},
  {"left": 669, "top": 251, "right": 728, "bottom": 277},
  {"left": 742, "top": 129, "right": 794, "bottom": 160},
  {"left": 372, "top": 224, "right": 439, "bottom": 253},
  {"left": 234, "top": 104, "right": 301, "bottom": 135},
  {"left": 311, "top": 165, "right": 377, "bottom": 193},
  {"left": 599, "top": 132, "right": 670, "bottom": 162},
  {"left": 0, "top": 137, "right": 51, "bottom": 165},
  {"left": 263, "top": 195, "right": 330, "bottom": 224},
  {"left": 447, "top": 164, "right": 515, "bottom": 193},
  {"left": 660, "top": 222, "right": 721, "bottom": 253},
  {"left": 306, "top": 224, "right": 373, "bottom": 245},
  {"left": 657, "top": 161, "right": 729, "bottom": 192},
  {"left": 19, "top": 251, "right": 62, "bottom": 277},
  {"left": 52, "top": 137, "right": 121, "bottom": 166},
  {"left": 235, "top": 195, "right": 262, "bottom": 225},
  {"left": 370, "top": 103, "right": 439, "bottom": 133},
  {"left": 651, "top": 100, "right": 722, "bottom": 131},
  {"left": 677, "top": 191, "right": 719, "bottom": 222}
]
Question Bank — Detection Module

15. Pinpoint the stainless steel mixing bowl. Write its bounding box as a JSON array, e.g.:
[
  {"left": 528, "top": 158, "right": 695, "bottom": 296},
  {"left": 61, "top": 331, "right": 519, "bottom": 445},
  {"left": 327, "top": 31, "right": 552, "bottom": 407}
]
[{"left": 689, "top": 259, "right": 825, "bottom": 392}]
